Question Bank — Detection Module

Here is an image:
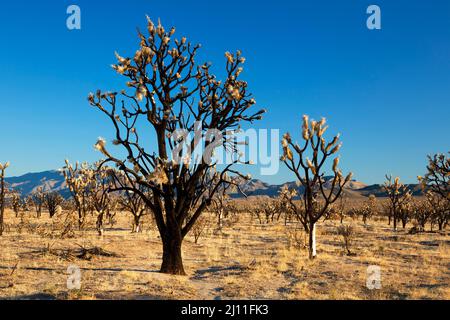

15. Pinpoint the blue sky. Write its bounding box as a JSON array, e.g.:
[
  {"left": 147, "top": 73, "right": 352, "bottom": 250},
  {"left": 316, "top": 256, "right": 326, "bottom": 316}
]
[{"left": 0, "top": 0, "right": 449, "bottom": 184}]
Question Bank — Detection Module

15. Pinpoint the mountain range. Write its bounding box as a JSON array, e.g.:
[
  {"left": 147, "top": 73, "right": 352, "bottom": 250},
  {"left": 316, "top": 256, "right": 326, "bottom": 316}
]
[{"left": 4, "top": 170, "right": 423, "bottom": 199}]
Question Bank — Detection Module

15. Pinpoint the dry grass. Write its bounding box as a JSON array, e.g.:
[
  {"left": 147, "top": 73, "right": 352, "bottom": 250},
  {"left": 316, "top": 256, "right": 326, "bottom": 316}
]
[{"left": 0, "top": 207, "right": 448, "bottom": 300}]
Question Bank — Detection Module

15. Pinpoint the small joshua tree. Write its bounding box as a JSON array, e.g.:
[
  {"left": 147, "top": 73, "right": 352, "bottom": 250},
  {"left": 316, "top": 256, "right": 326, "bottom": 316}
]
[
  {"left": 106, "top": 195, "right": 119, "bottom": 227},
  {"left": 278, "top": 186, "right": 298, "bottom": 225},
  {"left": 210, "top": 178, "right": 238, "bottom": 230},
  {"left": 398, "top": 201, "right": 413, "bottom": 229},
  {"left": 426, "top": 192, "right": 449, "bottom": 231},
  {"left": 0, "top": 162, "right": 10, "bottom": 236},
  {"left": 89, "top": 17, "right": 264, "bottom": 274},
  {"left": 417, "top": 153, "right": 449, "bottom": 231},
  {"left": 336, "top": 224, "right": 355, "bottom": 256},
  {"left": 22, "top": 196, "right": 33, "bottom": 212},
  {"left": 324, "top": 191, "right": 349, "bottom": 223},
  {"left": 87, "top": 163, "right": 115, "bottom": 236},
  {"left": 44, "top": 192, "right": 64, "bottom": 218},
  {"left": 11, "top": 192, "right": 21, "bottom": 218},
  {"left": 191, "top": 215, "right": 209, "bottom": 244},
  {"left": 64, "top": 161, "right": 115, "bottom": 235},
  {"left": 281, "top": 115, "right": 353, "bottom": 259},
  {"left": 257, "top": 199, "right": 280, "bottom": 224},
  {"left": 116, "top": 180, "right": 150, "bottom": 233},
  {"left": 411, "top": 198, "right": 432, "bottom": 232},
  {"left": 360, "top": 194, "right": 377, "bottom": 225},
  {"left": 384, "top": 175, "right": 412, "bottom": 231},
  {"left": 32, "top": 187, "right": 46, "bottom": 219},
  {"left": 62, "top": 161, "right": 92, "bottom": 229}
]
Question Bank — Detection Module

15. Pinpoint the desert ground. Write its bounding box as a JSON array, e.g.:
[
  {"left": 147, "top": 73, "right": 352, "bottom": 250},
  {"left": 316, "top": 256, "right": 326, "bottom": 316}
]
[{"left": 0, "top": 205, "right": 448, "bottom": 300}]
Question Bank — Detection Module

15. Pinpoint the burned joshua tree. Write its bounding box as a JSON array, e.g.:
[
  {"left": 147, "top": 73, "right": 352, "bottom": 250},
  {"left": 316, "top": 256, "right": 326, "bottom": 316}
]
[
  {"left": 281, "top": 115, "right": 352, "bottom": 259},
  {"left": 88, "top": 17, "right": 265, "bottom": 274}
]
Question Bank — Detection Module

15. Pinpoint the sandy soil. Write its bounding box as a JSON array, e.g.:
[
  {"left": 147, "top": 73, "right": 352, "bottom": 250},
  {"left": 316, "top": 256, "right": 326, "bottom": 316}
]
[{"left": 0, "top": 208, "right": 448, "bottom": 300}]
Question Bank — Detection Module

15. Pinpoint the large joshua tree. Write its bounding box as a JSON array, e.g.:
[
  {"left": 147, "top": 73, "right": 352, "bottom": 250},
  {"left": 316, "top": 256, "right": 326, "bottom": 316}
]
[
  {"left": 88, "top": 17, "right": 264, "bottom": 274},
  {"left": 281, "top": 115, "right": 352, "bottom": 259},
  {"left": 0, "top": 162, "right": 10, "bottom": 236}
]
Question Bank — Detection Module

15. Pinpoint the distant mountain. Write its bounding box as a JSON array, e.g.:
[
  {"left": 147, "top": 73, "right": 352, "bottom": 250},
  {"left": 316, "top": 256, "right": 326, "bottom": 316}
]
[
  {"left": 5, "top": 170, "right": 69, "bottom": 198},
  {"left": 231, "top": 176, "right": 370, "bottom": 199},
  {"left": 356, "top": 183, "right": 423, "bottom": 197},
  {"left": 5, "top": 170, "right": 422, "bottom": 199}
]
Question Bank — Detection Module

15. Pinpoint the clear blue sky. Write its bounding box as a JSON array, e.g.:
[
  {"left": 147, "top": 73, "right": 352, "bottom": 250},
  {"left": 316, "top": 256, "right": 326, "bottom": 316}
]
[{"left": 0, "top": 0, "right": 449, "bottom": 184}]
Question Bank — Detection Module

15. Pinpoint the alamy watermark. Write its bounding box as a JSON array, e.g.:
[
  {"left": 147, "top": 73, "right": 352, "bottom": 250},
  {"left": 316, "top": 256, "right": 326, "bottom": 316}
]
[
  {"left": 169, "top": 122, "right": 280, "bottom": 176},
  {"left": 367, "top": 5, "right": 381, "bottom": 30},
  {"left": 67, "top": 264, "right": 82, "bottom": 290},
  {"left": 366, "top": 265, "right": 382, "bottom": 290},
  {"left": 66, "top": 5, "right": 81, "bottom": 30}
]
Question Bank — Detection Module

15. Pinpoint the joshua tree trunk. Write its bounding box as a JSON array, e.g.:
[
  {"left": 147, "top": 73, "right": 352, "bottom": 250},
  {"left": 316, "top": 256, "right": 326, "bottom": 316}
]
[
  {"left": 78, "top": 210, "right": 84, "bottom": 230},
  {"left": 132, "top": 215, "right": 142, "bottom": 233},
  {"left": 401, "top": 218, "right": 407, "bottom": 229},
  {"left": 96, "top": 211, "right": 105, "bottom": 236},
  {"left": 308, "top": 222, "right": 317, "bottom": 259},
  {"left": 217, "top": 209, "right": 223, "bottom": 229},
  {"left": 160, "top": 230, "right": 185, "bottom": 275}
]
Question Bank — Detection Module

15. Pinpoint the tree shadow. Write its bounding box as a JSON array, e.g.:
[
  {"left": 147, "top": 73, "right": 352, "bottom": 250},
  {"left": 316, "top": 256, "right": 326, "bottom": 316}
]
[{"left": 192, "top": 264, "right": 247, "bottom": 280}]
